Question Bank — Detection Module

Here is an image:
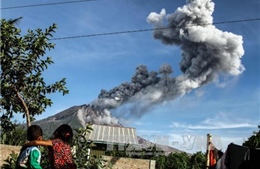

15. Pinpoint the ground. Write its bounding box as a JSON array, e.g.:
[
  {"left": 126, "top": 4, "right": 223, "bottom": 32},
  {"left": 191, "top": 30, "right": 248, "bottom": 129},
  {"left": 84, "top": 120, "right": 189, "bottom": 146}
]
[{"left": 0, "top": 144, "right": 21, "bottom": 166}]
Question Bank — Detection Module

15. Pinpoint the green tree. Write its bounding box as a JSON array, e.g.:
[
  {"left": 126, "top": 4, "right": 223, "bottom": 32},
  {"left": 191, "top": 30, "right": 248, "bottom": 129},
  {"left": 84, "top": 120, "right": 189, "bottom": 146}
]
[
  {"left": 0, "top": 124, "right": 26, "bottom": 145},
  {"left": 0, "top": 18, "right": 69, "bottom": 130},
  {"left": 243, "top": 124, "right": 260, "bottom": 148},
  {"left": 190, "top": 151, "right": 206, "bottom": 169},
  {"left": 153, "top": 155, "right": 167, "bottom": 169},
  {"left": 165, "top": 152, "right": 191, "bottom": 169}
]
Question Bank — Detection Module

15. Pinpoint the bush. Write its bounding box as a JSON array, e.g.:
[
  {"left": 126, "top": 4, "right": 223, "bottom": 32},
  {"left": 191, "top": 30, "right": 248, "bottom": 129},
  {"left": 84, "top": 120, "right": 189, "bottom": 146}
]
[
  {"left": 1, "top": 151, "right": 18, "bottom": 169},
  {"left": 72, "top": 124, "right": 110, "bottom": 169},
  {"left": 0, "top": 125, "right": 26, "bottom": 146}
]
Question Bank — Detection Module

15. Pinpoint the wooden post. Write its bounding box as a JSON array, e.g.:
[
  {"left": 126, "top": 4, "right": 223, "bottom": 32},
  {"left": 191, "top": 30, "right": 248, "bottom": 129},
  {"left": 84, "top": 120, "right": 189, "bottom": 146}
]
[{"left": 206, "top": 133, "right": 211, "bottom": 169}]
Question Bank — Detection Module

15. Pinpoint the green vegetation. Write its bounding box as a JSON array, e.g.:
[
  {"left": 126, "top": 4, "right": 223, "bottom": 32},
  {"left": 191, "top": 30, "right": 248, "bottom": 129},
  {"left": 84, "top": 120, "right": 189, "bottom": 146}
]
[
  {"left": 153, "top": 152, "right": 191, "bottom": 169},
  {"left": 72, "top": 124, "right": 109, "bottom": 169},
  {"left": 0, "top": 124, "right": 26, "bottom": 145},
  {"left": 243, "top": 124, "right": 260, "bottom": 148},
  {"left": 104, "top": 143, "right": 203, "bottom": 169},
  {"left": 0, "top": 17, "right": 69, "bottom": 129},
  {"left": 190, "top": 151, "right": 206, "bottom": 169},
  {"left": 1, "top": 151, "right": 18, "bottom": 169}
]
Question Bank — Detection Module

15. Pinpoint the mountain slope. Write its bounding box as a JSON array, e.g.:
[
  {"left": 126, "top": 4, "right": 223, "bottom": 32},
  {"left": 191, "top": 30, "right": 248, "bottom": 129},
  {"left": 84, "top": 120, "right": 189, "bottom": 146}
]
[{"left": 34, "top": 104, "right": 121, "bottom": 137}]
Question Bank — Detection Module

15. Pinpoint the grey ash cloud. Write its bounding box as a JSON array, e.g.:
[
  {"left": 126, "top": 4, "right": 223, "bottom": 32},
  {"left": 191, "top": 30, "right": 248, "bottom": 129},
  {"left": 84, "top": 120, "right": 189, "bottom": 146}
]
[{"left": 91, "top": 0, "right": 245, "bottom": 121}]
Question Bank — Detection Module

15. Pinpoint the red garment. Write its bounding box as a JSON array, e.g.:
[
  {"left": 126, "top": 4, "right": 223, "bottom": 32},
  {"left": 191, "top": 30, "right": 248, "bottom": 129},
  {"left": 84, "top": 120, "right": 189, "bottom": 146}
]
[
  {"left": 209, "top": 150, "right": 217, "bottom": 166},
  {"left": 48, "top": 139, "right": 76, "bottom": 169}
]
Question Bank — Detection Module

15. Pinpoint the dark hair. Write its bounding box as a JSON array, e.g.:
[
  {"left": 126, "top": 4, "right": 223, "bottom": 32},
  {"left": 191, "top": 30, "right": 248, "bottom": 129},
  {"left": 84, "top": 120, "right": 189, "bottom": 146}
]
[
  {"left": 52, "top": 124, "right": 73, "bottom": 143},
  {"left": 27, "top": 125, "right": 43, "bottom": 141}
]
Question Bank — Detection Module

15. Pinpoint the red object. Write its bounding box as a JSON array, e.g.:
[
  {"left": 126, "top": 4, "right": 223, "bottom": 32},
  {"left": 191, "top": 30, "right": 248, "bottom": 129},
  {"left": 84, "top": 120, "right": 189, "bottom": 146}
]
[
  {"left": 48, "top": 139, "right": 76, "bottom": 169},
  {"left": 209, "top": 150, "right": 217, "bottom": 166}
]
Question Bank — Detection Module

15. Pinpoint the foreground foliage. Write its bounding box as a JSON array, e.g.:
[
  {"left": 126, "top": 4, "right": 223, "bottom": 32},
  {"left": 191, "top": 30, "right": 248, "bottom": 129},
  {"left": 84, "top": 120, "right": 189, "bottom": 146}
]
[
  {"left": 1, "top": 151, "right": 18, "bottom": 169},
  {"left": 0, "top": 125, "right": 26, "bottom": 145},
  {"left": 154, "top": 152, "right": 191, "bottom": 169},
  {"left": 243, "top": 124, "right": 260, "bottom": 148},
  {"left": 1, "top": 17, "right": 69, "bottom": 129},
  {"left": 72, "top": 124, "right": 109, "bottom": 169}
]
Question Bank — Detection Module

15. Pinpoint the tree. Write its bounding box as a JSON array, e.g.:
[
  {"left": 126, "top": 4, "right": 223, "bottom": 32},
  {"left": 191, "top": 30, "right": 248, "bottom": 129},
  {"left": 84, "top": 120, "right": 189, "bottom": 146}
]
[
  {"left": 165, "top": 152, "right": 191, "bottom": 169},
  {"left": 0, "top": 123, "right": 26, "bottom": 145},
  {"left": 153, "top": 155, "right": 167, "bottom": 169},
  {"left": 243, "top": 124, "right": 260, "bottom": 148},
  {"left": 0, "top": 18, "right": 69, "bottom": 130},
  {"left": 190, "top": 151, "right": 206, "bottom": 169}
]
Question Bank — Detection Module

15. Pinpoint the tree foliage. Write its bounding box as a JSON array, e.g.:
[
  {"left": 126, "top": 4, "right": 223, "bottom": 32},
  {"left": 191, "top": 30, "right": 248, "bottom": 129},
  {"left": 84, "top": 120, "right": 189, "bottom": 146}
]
[
  {"left": 72, "top": 124, "right": 109, "bottom": 169},
  {"left": 153, "top": 155, "right": 167, "bottom": 169},
  {"left": 243, "top": 124, "right": 260, "bottom": 148},
  {"left": 0, "top": 124, "right": 26, "bottom": 146},
  {"left": 190, "top": 151, "right": 206, "bottom": 169},
  {"left": 72, "top": 124, "right": 93, "bottom": 168},
  {"left": 0, "top": 18, "right": 69, "bottom": 129},
  {"left": 165, "top": 152, "right": 191, "bottom": 169}
]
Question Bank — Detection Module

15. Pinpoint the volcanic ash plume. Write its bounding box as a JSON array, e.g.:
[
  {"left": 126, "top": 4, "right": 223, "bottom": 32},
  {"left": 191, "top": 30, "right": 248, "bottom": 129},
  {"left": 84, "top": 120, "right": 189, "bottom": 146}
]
[
  {"left": 91, "top": 0, "right": 245, "bottom": 120},
  {"left": 147, "top": 0, "right": 245, "bottom": 82}
]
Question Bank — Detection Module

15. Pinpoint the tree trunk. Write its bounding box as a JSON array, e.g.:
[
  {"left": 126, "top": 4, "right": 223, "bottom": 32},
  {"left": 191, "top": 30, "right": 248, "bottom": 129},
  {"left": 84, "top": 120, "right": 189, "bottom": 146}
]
[{"left": 14, "top": 87, "right": 31, "bottom": 127}]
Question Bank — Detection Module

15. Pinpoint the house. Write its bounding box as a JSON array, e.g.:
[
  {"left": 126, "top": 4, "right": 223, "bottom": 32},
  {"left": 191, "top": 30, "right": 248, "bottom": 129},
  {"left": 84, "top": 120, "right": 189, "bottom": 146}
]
[{"left": 85, "top": 124, "right": 138, "bottom": 156}]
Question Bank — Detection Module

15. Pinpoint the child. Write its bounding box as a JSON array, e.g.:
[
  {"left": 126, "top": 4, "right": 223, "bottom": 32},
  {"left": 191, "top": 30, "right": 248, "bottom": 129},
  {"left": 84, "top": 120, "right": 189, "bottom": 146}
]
[
  {"left": 16, "top": 125, "right": 43, "bottom": 169},
  {"left": 24, "top": 124, "right": 76, "bottom": 169}
]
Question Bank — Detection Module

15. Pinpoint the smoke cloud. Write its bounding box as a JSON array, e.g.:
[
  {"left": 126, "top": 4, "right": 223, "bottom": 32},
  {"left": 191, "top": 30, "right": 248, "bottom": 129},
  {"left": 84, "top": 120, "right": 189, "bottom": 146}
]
[{"left": 91, "top": 0, "right": 245, "bottom": 121}]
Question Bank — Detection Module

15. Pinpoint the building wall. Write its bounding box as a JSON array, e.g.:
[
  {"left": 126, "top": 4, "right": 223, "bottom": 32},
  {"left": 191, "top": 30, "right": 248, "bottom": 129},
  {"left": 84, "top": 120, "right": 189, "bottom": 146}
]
[
  {"left": 91, "top": 149, "right": 105, "bottom": 156},
  {"left": 103, "top": 155, "right": 156, "bottom": 169},
  {"left": 90, "top": 143, "right": 107, "bottom": 156}
]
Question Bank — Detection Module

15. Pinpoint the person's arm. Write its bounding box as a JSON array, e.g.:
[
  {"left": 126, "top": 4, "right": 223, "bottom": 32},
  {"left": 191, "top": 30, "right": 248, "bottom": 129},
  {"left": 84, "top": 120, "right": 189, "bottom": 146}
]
[
  {"left": 29, "top": 149, "right": 42, "bottom": 169},
  {"left": 24, "top": 140, "right": 53, "bottom": 147}
]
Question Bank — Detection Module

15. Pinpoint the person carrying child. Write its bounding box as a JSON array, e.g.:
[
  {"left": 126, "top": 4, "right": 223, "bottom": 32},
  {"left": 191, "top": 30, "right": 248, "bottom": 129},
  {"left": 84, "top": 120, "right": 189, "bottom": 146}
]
[
  {"left": 23, "top": 124, "right": 76, "bottom": 169},
  {"left": 16, "top": 125, "right": 43, "bottom": 169}
]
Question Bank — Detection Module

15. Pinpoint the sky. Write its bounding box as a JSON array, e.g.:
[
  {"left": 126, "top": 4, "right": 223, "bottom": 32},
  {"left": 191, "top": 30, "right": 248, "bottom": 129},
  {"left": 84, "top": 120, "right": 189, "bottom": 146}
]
[{"left": 1, "top": 0, "right": 260, "bottom": 154}]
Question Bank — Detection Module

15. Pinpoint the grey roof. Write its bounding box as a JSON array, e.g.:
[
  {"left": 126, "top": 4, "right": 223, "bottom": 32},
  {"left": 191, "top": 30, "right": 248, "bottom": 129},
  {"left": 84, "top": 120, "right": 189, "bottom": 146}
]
[{"left": 86, "top": 124, "right": 138, "bottom": 145}]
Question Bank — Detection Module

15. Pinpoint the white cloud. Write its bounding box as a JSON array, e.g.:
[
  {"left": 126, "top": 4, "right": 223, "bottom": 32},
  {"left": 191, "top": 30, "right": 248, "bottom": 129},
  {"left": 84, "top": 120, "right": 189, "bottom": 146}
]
[
  {"left": 136, "top": 129, "right": 166, "bottom": 137},
  {"left": 133, "top": 121, "right": 152, "bottom": 126},
  {"left": 170, "top": 112, "right": 256, "bottom": 130}
]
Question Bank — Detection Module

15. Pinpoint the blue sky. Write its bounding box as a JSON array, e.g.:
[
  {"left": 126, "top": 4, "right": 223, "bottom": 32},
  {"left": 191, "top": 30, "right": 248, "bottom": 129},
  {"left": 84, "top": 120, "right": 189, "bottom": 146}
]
[{"left": 1, "top": 0, "right": 259, "bottom": 153}]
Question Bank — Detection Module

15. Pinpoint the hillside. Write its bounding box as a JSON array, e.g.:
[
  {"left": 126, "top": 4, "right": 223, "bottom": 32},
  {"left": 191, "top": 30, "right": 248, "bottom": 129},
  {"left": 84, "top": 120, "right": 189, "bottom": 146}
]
[{"left": 33, "top": 104, "right": 121, "bottom": 137}]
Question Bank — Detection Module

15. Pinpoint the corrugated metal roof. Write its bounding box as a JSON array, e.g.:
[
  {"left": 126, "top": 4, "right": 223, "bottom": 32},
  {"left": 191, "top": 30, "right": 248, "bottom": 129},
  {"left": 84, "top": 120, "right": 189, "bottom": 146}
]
[{"left": 86, "top": 124, "right": 138, "bottom": 145}]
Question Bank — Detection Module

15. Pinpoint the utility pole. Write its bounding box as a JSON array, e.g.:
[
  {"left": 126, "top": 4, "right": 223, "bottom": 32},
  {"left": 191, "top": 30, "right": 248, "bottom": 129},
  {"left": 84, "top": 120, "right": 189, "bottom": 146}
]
[{"left": 206, "top": 133, "right": 211, "bottom": 169}]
